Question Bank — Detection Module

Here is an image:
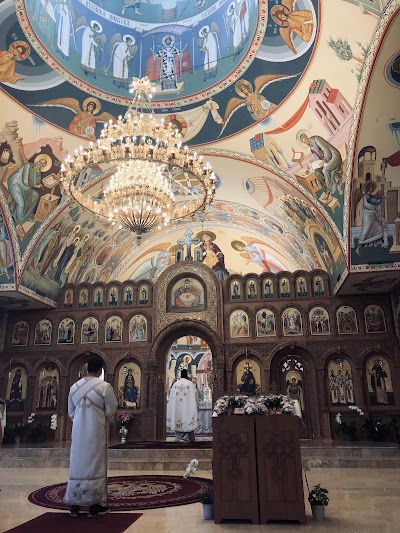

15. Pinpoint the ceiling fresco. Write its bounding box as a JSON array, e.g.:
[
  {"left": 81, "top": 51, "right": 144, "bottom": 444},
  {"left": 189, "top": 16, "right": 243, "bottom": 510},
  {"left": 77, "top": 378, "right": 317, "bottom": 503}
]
[
  {"left": 0, "top": 0, "right": 399, "bottom": 309},
  {"left": 17, "top": 153, "right": 345, "bottom": 304},
  {"left": 10, "top": 0, "right": 320, "bottom": 144}
]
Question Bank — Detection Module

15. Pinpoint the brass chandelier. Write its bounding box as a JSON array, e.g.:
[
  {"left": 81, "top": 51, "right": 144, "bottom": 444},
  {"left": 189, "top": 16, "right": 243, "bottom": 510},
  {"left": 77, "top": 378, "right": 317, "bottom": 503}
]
[{"left": 61, "top": 76, "right": 216, "bottom": 240}]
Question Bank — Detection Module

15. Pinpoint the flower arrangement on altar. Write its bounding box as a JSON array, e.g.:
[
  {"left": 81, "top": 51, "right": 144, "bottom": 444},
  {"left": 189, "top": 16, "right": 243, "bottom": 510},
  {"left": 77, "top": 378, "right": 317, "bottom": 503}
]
[
  {"left": 116, "top": 412, "right": 134, "bottom": 426},
  {"left": 50, "top": 414, "right": 57, "bottom": 431},
  {"left": 116, "top": 412, "right": 134, "bottom": 444},
  {"left": 4, "top": 413, "right": 57, "bottom": 444},
  {"left": 335, "top": 405, "right": 364, "bottom": 439},
  {"left": 212, "top": 394, "right": 295, "bottom": 417}
]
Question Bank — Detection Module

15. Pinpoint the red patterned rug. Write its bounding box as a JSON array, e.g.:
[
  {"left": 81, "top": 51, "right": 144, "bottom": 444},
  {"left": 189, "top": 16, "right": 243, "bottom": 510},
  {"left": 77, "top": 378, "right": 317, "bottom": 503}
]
[
  {"left": 4, "top": 512, "right": 141, "bottom": 533},
  {"left": 28, "top": 475, "right": 213, "bottom": 511}
]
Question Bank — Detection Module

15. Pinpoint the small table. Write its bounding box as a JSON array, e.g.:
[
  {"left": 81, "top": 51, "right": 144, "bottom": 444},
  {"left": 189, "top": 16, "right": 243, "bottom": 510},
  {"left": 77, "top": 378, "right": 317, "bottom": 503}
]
[{"left": 197, "top": 401, "right": 213, "bottom": 434}]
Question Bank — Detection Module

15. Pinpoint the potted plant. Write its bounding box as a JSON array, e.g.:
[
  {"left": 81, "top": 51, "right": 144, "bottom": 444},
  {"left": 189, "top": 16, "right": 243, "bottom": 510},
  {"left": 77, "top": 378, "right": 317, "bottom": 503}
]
[
  {"left": 198, "top": 487, "right": 214, "bottom": 520},
  {"left": 335, "top": 414, "right": 358, "bottom": 442},
  {"left": 361, "top": 417, "right": 390, "bottom": 442},
  {"left": 304, "top": 463, "right": 329, "bottom": 521},
  {"left": 5, "top": 420, "right": 29, "bottom": 444},
  {"left": 307, "top": 483, "right": 329, "bottom": 521}
]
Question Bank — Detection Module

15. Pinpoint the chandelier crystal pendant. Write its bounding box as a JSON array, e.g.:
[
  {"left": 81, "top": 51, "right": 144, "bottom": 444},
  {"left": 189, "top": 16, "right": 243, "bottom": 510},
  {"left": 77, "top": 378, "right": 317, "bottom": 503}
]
[{"left": 61, "top": 76, "right": 216, "bottom": 240}]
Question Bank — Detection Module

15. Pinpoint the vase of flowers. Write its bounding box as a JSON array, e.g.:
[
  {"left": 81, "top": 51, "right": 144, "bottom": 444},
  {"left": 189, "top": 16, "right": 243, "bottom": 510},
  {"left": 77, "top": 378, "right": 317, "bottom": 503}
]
[
  {"left": 116, "top": 412, "right": 134, "bottom": 444},
  {"left": 120, "top": 426, "right": 128, "bottom": 444},
  {"left": 335, "top": 406, "right": 364, "bottom": 442}
]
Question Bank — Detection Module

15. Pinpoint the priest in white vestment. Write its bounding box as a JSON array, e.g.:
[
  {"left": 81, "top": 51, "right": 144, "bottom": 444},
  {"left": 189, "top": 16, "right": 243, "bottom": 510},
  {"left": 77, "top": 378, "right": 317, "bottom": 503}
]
[
  {"left": 111, "top": 36, "right": 136, "bottom": 89},
  {"left": 166, "top": 369, "right": 199, "bottom": 442},
  {"left": 55, "top": 0, "right": 73, "bottom": 59},
  {"left": 64, "top": 357, "right": 117, "bottom": 517},
  {"left": 81, "top": 21, "right": 102, "bottom": 77}
]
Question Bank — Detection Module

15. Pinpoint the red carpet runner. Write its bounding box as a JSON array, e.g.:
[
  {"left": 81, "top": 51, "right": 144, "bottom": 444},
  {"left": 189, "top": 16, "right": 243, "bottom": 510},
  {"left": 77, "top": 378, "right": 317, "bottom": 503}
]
[
  {"left": 4, "top": 512, "right": 142, "bottom": 533},
  {"left": 28, "top": 475, "right": 213, "bottom": 511}
]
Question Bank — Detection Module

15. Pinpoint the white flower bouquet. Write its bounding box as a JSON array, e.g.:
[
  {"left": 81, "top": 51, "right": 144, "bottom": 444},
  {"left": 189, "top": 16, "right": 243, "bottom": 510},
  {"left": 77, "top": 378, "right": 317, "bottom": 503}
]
[{"left": 50, "top": 414, "right": 57, "bottom": 431}]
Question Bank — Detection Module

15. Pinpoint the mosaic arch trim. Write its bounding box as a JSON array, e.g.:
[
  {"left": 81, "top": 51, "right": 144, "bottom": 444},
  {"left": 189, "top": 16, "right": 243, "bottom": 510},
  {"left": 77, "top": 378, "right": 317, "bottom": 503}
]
[
  {"left": 344, "top": 0, "right": 400, "bottom": 265},
  {"left": 16, "top": 0, "right": 267, "bottom": 108}
]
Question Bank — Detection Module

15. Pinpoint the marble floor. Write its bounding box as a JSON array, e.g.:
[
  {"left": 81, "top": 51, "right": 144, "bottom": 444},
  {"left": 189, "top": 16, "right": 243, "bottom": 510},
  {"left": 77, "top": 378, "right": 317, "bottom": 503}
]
[{"left": 0, "top": 467, "right": 399, "bottom": 532}]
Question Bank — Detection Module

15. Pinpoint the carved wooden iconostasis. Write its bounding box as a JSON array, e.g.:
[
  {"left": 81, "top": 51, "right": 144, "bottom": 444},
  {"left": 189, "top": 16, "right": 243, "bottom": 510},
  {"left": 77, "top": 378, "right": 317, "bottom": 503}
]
[{"left": 1, "top": 262, "right": 399, "bottom": 442}]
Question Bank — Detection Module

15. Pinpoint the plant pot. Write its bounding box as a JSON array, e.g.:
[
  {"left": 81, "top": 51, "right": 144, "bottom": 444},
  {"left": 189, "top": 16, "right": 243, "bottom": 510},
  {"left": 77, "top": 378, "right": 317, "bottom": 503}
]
[
  {"left": 311, "top": 504, "right": 325, "bottom": 521},
  {"left": 202, "top": 503, "right": 214, "bottom": 520}
]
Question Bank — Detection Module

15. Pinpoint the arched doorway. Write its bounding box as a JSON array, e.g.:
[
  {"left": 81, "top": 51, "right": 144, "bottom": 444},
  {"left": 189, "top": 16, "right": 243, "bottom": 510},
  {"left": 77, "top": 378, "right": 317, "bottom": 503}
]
[
  {"left": 165, "top": 335, "right": 214, "bottom": 441},
  {"left": 151, "top": 320, "right": 223, "bottom": 441},
  {"left": 270, "top": 346, "right": 320, "bottom": 439}
]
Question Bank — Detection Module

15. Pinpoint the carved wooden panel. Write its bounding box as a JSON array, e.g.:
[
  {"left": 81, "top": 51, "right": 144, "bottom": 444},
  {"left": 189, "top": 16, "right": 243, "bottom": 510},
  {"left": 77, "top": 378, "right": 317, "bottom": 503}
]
[
  {"left": 256, "top": 416, "right": 306, "bottom": 524},
  {"left": 213, "top": 416, "right": 259, "bottom": 524}
]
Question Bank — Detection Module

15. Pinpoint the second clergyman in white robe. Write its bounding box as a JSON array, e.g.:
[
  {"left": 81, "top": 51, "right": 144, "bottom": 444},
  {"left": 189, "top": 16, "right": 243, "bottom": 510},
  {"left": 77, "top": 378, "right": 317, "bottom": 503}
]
[
  {"left": 64, "top": 377, "right": 117, "bottom": 507},
  {"left": 55, "top": 1, "right": 73, "bottom": 59},
  {"left": 81, "top": 27, "right": 99, "bottom": 74},
  {"left": 166, "top": 377, "right": 199, "bottom": 437}
]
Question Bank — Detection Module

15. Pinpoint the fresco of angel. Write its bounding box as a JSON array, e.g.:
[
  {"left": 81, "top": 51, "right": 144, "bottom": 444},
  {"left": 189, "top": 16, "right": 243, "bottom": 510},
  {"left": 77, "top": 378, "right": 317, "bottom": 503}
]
[
  {"left": 76, "top": 18, "right": 106, "bottom": 78},
  {"left": 231, "top": 237, "right": 287, "bottom": 273},
  {"left": 271, "top": 1, "right": 314, "bottom": 55},
  {"left": 197, "top": 23, "right": 221, "bottom": 81},
  {"left": 30, "top": 97, "right": 115, "bottom": 140},
  {"left": 219, "top": 73, "right": 297, "bottom": 136},
  {"left": 105, "top": 34, "right": 137, "bottom": 89}
]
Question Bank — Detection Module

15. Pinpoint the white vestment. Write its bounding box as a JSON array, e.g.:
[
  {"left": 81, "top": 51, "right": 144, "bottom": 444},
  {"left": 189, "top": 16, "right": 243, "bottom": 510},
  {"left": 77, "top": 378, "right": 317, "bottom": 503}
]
[
  {"left": 56, "top": 2, "right": 72, "bottom": 58},
  {"left": 64, "top": 377, "right": 117, "bottom": 507},
  {"left": 201, "top": 32, "right": 219, "bottom": 78},
  {"left": 81, "top": 27, "right": 99, "bottom": 73},
  {"left": 166, "top": 378, "right": 199, "bottom": 433},
  {"left": 113, "top": 42, "right": 131, "bottom": 82}
]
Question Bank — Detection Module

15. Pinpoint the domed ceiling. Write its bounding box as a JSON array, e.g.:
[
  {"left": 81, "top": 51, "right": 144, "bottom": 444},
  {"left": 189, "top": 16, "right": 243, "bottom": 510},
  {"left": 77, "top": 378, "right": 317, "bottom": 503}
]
[{"left": 0, "top": 0, "right": 399, "bottom": 308}]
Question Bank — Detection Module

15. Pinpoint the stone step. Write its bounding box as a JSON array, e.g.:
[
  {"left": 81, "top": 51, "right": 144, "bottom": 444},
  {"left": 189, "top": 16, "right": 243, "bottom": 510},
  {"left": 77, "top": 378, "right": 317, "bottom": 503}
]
[{"left": 1, "top": 443, "right": 399, "bottom": 469}]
